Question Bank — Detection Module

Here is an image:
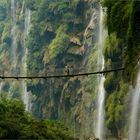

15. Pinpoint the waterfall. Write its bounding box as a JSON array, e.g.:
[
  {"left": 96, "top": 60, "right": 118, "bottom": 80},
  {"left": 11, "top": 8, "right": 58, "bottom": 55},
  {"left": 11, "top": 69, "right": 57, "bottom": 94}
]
[
  {"left": 0, "top": 81, "right": 4, "bottom": 95},
  {"left": 10, "top": 0, "right": 32, "bottom": 110},
  {"left": 129, "top": 71, "right": 140, "bottom": 140},
  {"left": 9, "top": 0, "right": 17, "bottom": 97},
  {"left": 84, "top": 9, "right": 96, "bottom": 38},
  {"left": 11, "top": 0, "right": 17, "bottom": 69},
  {"left": 22, "top": 8, "right": 31, "bottom": 111},
  {"left": 20, "top": 1, "right": 24, "bottom": 18},
  {"left": 24, "top": 9, "right": 31, "bottom": 35},
  {"left": 95, "top": 6, "right": 106, "bottom": 140}
]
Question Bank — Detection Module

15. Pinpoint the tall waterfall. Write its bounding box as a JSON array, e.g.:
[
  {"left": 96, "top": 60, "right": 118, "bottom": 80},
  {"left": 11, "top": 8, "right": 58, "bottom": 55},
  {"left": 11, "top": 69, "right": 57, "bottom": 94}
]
[
  {"left": 129, "top": 71, "right": 140, "bottom": 140},
  {"left": 22, "top": 9, "right": 31, "bottom": 111},
  {"left": 11, "top": 0, "right": 17, "bottom": 70},
  {"left": 9, "top": 0, "right": 17, "bottom": 98},
  {"left": 95, "top": 6, "right": 106, "bottom": 140}
]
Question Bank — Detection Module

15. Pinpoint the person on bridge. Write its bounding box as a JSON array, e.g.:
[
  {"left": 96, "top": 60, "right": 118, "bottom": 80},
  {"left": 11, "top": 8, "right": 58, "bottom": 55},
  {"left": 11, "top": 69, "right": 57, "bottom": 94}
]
[{"left": 65, "top": 65, "right": 70, "bottom": 75}]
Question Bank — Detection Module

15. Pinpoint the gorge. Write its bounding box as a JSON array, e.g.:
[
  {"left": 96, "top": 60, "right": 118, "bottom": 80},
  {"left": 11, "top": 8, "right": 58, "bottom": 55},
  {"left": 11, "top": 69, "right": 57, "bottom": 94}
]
[{"left": 0, "top": 0, "right": 140, "bottom": 139}]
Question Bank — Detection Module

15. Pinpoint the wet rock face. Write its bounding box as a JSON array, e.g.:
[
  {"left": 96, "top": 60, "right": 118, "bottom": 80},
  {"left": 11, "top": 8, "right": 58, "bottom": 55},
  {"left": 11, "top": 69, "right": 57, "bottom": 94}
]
[
  {"left": 0, "top": 0, "right": 99, "bottom": 137},
  {"left": 26, "top": 3, "right": 100, "bottom": 138},
  {"left": 30, "top": 0, "right": 99, "bottom": 120}
]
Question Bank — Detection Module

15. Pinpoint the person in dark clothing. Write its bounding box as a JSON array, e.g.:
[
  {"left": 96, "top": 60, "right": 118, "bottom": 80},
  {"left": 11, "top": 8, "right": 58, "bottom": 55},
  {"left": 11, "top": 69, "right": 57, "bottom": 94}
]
[{"left": 65, "top": 65, "right": 70, "bottom": 75}]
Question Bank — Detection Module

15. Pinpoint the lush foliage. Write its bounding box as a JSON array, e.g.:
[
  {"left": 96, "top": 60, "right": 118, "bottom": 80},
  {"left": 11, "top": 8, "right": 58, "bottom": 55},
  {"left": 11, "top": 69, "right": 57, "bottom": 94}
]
[
  {"left": 0, "top": 99, "right": 73, "bottom": 139},
  {"left": 102, "top": 0, "right": 140, "bottom": 138},
  {"left": 0, "top": 0, "right": 139, "bottom": 139}
]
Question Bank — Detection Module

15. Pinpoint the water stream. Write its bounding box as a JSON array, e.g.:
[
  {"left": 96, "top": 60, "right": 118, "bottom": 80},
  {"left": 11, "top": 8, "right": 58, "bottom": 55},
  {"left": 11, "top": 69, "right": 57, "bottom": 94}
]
[
  {"left": 95, "top": 6, "right": 106, "bottom": 140},
  {"left": 129, "top": 70, "right": 140, "bottom": 140},
  {"left": 11, "top": 0, "right": 17, "bottom": 69},
  {"left": 9, "top": 0, "right": 17, "bottom": 98},
  {"left": 20, "top": 1, "right": 24, "bottom": 18},
  {"left": 22, "top": 8, "right": 31, "bottom": 111}
]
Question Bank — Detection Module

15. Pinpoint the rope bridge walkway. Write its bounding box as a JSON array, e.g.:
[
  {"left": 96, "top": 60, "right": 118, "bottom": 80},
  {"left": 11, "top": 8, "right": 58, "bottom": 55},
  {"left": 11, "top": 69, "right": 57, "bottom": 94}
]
[{"left": 0, "top": 67, "right": 125, "bottom": 80}]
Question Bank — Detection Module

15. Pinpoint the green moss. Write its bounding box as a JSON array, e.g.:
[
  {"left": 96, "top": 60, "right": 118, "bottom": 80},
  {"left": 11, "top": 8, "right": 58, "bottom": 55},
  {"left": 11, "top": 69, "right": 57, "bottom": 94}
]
[
  {"left": 102, "top": 0, "right": 140, "bottom": 137},
  {"left": 104, "top": 32, "right": 120, "bottom": 59},
  {"left": 47, "top": 25, "right": 69, "bottom": 60}
]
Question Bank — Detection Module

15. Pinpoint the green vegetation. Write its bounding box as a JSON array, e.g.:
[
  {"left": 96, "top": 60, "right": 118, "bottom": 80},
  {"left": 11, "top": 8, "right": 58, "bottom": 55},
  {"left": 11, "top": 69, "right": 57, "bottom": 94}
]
[
  {"left": 47, "top": 25, "right": 69, "bottom": 60},
  {"left": 102, "top": 0, "right": 140, "bottom": 138},
  {"left": 102, "top": 0, "right": 140, "bottom": 80},
  {"left": 25, "top": 0, "right": 92, "bottom": 123},
  {"left": 0, "top": 98, "right": 73, "bottom": 139},
  {"left": 0, "top": 0, "right": 140, "bottom": 139}
]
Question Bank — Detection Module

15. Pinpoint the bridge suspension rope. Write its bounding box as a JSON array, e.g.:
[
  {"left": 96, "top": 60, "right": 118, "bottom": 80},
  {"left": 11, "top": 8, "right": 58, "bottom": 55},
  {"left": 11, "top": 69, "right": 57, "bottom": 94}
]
[{"left": 0, "top": 67, "right": 125, "bottom": 79}]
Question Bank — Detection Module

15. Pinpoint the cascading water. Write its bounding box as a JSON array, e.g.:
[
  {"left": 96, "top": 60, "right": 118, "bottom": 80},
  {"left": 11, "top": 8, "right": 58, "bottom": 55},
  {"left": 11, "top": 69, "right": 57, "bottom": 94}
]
[
  {"left": 84, "top": 9, "right": 97, "bottom": 38},
  {"left": 95, "top": 6, "right": 106, "bottom": 140},
  {"left": 0, "top": 81, "right": 4, "bottom": 95},
  {"left": 22, "top": 8, "right": 31, "bottom": 111},
  {"left": 10, "top": 0, "right": 32, "bottom": 110},
  {"left": 9, "top": 0, "right": 17, "bottom": 97},
  {"left": 11, "top": 0, "right": 17, "bottom": 69},
  {"left": 129, "top": 70, "right": 140, "bottom": 140},
  {"left": 20, "top": 1, "right": 24, "bottom": 18}
]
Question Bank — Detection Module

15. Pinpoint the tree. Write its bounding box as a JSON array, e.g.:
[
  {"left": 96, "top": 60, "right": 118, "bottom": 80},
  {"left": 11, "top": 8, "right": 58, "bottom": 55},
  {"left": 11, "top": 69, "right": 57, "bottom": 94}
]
[{"left": 0, "top": 99, "right": 73, "bottom": 139}]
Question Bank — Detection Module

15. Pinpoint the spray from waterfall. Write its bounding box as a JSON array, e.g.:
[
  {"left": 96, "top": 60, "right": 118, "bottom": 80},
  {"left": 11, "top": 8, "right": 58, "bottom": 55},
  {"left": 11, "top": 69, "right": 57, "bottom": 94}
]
[
  {"left": 129, "top": 70, "right": 140, "bottom": 140},
  {"left": 95, "top": 6, "right": 106, "bottom": 140},
  {"left": 22, "top": 8, "right": 31, "bottom": 111}
]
